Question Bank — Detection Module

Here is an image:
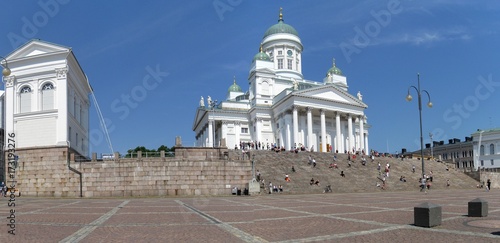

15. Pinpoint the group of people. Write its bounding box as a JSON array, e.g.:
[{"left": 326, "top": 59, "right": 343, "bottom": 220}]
[
  {"left": 310, "top": 178, "right": 320, "bottom": 186},
  {"left": 308, "top": 155, "right": 317, "bottom": 167},
  {"left": 478, "top": 179, "right": 492, "bottom": 191},
  {"left": 268, "top": 182, "right": 283, "bottom": 194}
]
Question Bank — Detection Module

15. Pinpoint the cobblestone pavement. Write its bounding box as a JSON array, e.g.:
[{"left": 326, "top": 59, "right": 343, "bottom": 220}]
[{"left": 1, "top": 189, "right": 500, "bottom": 242}]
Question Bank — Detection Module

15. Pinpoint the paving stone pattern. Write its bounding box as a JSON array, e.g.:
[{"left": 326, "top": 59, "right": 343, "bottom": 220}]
[{"left": 1, "top": 189, "right": 500, "bottom": 242}]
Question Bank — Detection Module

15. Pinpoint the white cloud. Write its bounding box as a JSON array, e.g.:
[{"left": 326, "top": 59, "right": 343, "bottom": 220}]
[{"left": 361, "top": 27, "right": 472, "bottom": 46}]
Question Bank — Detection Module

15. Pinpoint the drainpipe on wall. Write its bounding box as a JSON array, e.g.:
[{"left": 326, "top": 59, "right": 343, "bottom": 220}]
[{"left": 66, "top": 141, "right": 82, "bottom": 197}]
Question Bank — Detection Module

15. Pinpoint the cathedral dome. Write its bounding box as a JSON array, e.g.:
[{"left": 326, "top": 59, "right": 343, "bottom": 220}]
[
  {"left": 263, "top": 8, "right": 299, "bottom": 39},
  {"left": 228, "top": 79, "right": 242, "bottom": 92},
  {"left": 326, "top": 58, "right": 344, "bottom": 76},
  {"left": 253, "top": 45, "right": 271, "bottom": 61}
]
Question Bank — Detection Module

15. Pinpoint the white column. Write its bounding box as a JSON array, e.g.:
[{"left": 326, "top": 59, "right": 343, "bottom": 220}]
[
  {"left": 208, "top": 120, "right": 214, "bottom": 147},
  {"left": 255, "top": 118, "right": 261, "bottom": 143},
  {"left": 285, "top": 113, "right": 291, "bottom": 150},
  {"left": 5, "top": 76, "right": 16, "bottom": 141},
  {"left": 292, "top": 106, "right": 299, "bottom": 147},
  {"left": 348, "top": 114, "right": 353, "bottom": 153},
  {"left": 279, "top": 117, "right": 284, "bottom": 148},
  {"left": 320, "top": 109, "right": 326, "bottom": 153},
  {"left": 235, "top": 122, "right": 240, "bottom": 148},
  {"left": 222, "top": 121, "right": 227, "bottom": 146},
  {"left": 202, "top": 127, "right": 206, "bottom": 147},
  {"left": 55, "top": 68, "right": 68, "bottom": 146},
  {"left": 300, "top": 112, "right": 306, "bottom": 146},
  {"left": 365, "top": 133, "right": 369, "bottom": 153},
  {"left": 336, "top": 112, "right": 341, "bottom": 153},
  {"left": 359, "top": 115, "right": 365, "bottom": 152},
  {"left": 307, "top": 107, "right": 313, "bottom": 150}
]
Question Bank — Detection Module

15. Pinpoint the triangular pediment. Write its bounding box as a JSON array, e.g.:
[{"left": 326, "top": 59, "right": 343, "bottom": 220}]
[
  {"left": 192, "top": 107, "right": 208, "bottom": 130},
  {"left": 294, "top": 85, "right": 367, "bottom": 108},
  {"left": 6, "top": 39, "right": 70, "bottom": 60},
  {"left": 311, "top": 90, "right": 349, "bottom": 102}
]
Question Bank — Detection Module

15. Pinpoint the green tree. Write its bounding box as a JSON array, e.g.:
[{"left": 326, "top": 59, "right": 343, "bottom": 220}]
[{"left": 157, "top": 145, "right": 169, "bottom": 152}]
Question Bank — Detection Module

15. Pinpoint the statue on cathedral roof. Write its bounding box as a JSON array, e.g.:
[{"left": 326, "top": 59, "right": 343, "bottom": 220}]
[
  {"left": 200, "top": 96, "right": 205, "bottom": 107},
  {"left": 357, "top": 91, "right": 363, "bottom": 101}
]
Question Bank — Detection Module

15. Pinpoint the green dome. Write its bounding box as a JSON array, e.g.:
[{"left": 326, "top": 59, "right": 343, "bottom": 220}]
[
  {"left": 263, "top": 9, "right": 299, "bottom": 39},
  {"left": 228, "top": 79, "right": 242, "bottom": 92},
  {"left": 263, "top": 21, "right": 299, "bottom": 38},
  {"left": 327, "top": 66, "right": 343, "bottom": 76},
  {"left": 253, "top": 45, "right": 271, "bottom": 61},
  {"left": 327, "top": 58, "right": 344, "bottom": 76}
]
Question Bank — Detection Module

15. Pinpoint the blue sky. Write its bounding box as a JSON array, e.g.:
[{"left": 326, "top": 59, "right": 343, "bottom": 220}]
[{"left": 2, "top": 1, "right": 500, "bottom": 155}]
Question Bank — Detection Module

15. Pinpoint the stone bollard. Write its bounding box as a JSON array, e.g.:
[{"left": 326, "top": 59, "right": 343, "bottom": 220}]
[
  {"left": 414, "top": 202, "right": 442, "bottom": 227},
  {"left": 468, "top": 198, "right": 488, "bottom": 217}
]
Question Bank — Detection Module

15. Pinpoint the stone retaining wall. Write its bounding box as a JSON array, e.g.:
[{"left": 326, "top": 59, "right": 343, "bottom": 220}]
[{"left": 6, "top": 147, "right": 252, "bottom": 197}]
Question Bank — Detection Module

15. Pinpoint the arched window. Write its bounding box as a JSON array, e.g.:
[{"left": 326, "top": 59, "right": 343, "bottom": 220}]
[
  {"left": 480, "top": 145, "right": 485, "bottom": 156},
  {"left": 20, "top": 86, "right": 32, "bottom": 113},
  {"left": 490, "top": 144, "right": 495, "bottom": 155},
  {"left": 42, "top": 83, "right": 55, "bottom": 110}
]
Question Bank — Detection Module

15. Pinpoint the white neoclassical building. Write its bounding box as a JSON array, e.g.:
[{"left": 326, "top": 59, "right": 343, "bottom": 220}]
[
  {"left": 192, "top": 9, "right": 370, "bottom": 153},
  {"left": 1, "top": 39, "right": 91, "bottom": 157},
  {"left": 473, "top": 128, "right": 500, "bottom": 169}
]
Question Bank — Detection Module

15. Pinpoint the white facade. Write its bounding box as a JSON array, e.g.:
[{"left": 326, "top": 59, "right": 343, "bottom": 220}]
[
  {"left": 473, "top": 128, "right": 500, "bottom": 169},
  {"left": 192, "top": 9, "right": 370, "bottom": 153},
  {"left": 2, "top": 40, "right": 91, "bottom": 156}
]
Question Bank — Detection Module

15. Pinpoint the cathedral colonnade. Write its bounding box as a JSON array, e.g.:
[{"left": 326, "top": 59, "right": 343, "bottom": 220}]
[
  {"left": 273, "top": 105, "right": 368, "bottom": 153},
  {"left": 194, "top": 107, "right": 368, "bottom": 154}
]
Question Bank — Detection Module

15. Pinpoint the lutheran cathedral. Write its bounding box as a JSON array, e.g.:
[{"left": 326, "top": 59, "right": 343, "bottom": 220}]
[{"left": 192, "top": 9, "right": 370, "bottom": 154}]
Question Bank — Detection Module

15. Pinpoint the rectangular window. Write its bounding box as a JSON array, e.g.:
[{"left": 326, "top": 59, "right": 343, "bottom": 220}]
[
  {"left": 76, "top": 133, "right": 79, "bottom": 147},
  {"left": 481, "top": 160, "right": 484, "bottom": 166},
  {"left": 278, "top": 50, "right": 282, "bottom": 55},
  {"left": 491, "top": 159, "right": 494, "bottom": 166},
  {"left": 241, "top": 128, "right": 248, "bottom": 134},
  {"left": 287, "top": 59, "right": 292, "bottom": 69},
  {"left": 42, "top": 89, "right": 54, "bottom": 110},
  {"left": 20, "top": 93, "right": 31, "bottom": 113},
  {"left": 278, "top": 59, "right": 283, "bottom": 69}
]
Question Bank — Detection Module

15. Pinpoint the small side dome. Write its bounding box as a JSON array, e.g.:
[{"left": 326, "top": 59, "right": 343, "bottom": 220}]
[
  {"left": 228, "top": 77, "right": 242, "bottom": 92},
  {"left": 326, "top": 58, "right": 344, "bottom": 76},
  {"left": 263, "top": 8, "right": 299, "bottom": 39},
  {"left": 253, "top": 44, "right": 271, "bottom": 61}
]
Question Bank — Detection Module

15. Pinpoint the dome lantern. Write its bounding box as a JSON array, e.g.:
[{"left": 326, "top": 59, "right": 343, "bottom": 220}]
[
  {"left": 326, "top": 58, "right": 344, "bottom": 77},
  {"left": 252, "top": 43, "right": 271, "bottom": 61},
  {"left": 228, "top": 76, "right": 242, "bottom": 93},
  {"left": 263, "top": 8, "right": 299, "bottom": 39}
]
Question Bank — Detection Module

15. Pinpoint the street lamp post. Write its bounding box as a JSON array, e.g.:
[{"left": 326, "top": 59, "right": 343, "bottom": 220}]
[
  {"left": 406, "top": 73, "right": 433, "bottom": 187},
  {"left": 476, "top": 130, "right": 484, "bottom": 170},
  {"left": 1, "top": 56, "right": 11, "bottom": 184},
  {"left": 252, "top": 154, "right": 255, "bottom": 180},
  {"left": 429, "top": 132, "right": 433, "bottom": 160}
]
